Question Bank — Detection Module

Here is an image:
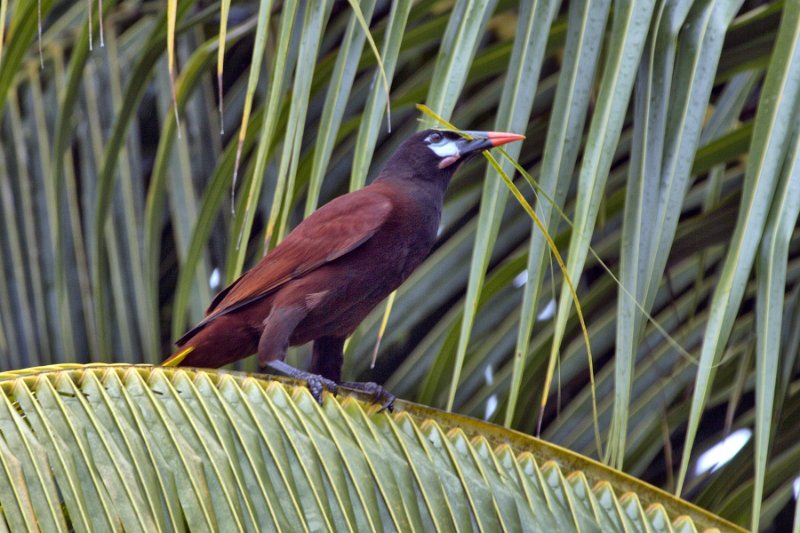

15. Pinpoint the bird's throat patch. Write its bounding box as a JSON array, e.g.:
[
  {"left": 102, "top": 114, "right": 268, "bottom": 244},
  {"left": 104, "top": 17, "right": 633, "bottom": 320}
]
[{"left": 438, "top": 155, "right": 460, "bottom": 168}]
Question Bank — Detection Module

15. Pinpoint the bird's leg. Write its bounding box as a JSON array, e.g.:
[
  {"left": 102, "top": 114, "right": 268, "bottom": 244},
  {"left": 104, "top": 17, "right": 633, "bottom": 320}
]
[
  {"left": 311, "top": 336, "right": 395, "bottom": 411},
  {"left": 310, "top": 336, "right": 345, "bottom": 382},
  {"left": 264, "top": 360, "right": 338, "bottom": 404},
  {"left": 258, "top": 305, "right": 336, "bottom": 404}
]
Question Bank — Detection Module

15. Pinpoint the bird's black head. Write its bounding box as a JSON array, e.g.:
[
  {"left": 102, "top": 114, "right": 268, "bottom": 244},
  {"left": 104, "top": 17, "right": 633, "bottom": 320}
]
[{"left": 377, "top": 128, "right": 525, "bottom": 188}]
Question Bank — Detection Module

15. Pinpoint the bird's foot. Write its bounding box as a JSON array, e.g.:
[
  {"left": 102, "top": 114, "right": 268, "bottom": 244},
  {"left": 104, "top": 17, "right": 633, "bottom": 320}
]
[
  {"left": 304, "top": 374, "right": 338, "bottom": 405},
  {"left": 339, "top": 381, "right": 395, "bottom": 412},
  {"left": 265, "top": 360, "right": 337, "bottom": 405}
]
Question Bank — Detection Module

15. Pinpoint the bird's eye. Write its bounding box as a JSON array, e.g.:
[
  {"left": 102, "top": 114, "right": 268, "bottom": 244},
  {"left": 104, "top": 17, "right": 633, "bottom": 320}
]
[{"left": 429, "top": 132, "right": 443, "bottom": 144}]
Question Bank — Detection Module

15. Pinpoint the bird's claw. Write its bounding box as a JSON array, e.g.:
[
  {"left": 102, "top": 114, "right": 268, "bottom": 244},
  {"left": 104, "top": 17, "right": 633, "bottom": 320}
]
[
  {"left": 340, "top": 381, "right": 396, "bottom": 412},
  {"left": 263, "top": 361, "right": 392, "bottom": 409},
  {"left": 305, "top": 374, "right": 338, "bottom": 405},
  {"left": 264, "top": 360, "right": 338, "bottom": 406}
]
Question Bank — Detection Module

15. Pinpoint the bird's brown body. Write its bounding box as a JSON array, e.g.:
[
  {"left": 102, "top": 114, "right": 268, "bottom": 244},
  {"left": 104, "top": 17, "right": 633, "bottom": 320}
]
[
  {"left": 164, "top": 128, "right": 524, "bottom": 402},
  {"left": 171, "top": 178, "right": 442, "bottom": 379}
]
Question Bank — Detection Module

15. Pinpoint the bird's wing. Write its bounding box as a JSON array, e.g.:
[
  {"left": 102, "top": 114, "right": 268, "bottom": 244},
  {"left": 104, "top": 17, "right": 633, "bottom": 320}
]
[{"left": 177, "top": 190, "right": 393, "bottom": 345}]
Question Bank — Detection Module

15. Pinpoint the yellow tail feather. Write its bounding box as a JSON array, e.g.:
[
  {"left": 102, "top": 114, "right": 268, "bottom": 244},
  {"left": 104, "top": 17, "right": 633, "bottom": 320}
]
[{"left": 162, "top": 346, "right": 195, "bottom": 367}]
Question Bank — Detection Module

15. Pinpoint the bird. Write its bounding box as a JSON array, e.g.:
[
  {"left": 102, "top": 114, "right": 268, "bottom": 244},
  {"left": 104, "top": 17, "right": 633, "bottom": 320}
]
[{"left": 163, "top": 128, "right": 525, "bottom": 407}]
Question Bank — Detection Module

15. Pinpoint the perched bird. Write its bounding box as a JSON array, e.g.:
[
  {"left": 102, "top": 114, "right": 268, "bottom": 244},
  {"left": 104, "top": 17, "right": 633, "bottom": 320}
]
[{"left": 164, "top": 128, "right": 524, "bottom": 406}]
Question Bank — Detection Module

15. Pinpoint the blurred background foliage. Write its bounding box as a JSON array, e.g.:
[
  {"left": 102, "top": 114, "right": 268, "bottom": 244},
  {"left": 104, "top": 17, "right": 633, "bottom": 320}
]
[{"left": 1, "top": 0, "right": 799, "bottom": 530}]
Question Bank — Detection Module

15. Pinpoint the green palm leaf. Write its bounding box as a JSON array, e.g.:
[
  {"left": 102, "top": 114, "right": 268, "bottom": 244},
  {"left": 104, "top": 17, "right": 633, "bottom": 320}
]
[{"left": 0, "top": 365, "right": 742, "bottom": 532}]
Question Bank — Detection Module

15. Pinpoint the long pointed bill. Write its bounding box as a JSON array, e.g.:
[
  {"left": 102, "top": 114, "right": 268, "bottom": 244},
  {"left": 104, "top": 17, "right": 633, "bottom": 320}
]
[
  {"left": 476, "top": 130, "right": 527, "bottom": 148},
  {"left": 440, "top": 130, "right": 524, "bottom": 169}
]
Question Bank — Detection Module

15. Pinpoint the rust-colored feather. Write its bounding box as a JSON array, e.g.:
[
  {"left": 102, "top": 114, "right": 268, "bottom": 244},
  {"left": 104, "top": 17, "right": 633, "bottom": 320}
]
[{"left": 176, "top": 190, "right": 393, "bottom": 345}]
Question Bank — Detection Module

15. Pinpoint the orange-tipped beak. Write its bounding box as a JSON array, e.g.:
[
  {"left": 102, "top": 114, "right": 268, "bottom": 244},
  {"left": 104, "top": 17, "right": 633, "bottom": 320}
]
[
  {"left": 485, "top": 131, "right": 526, "bottom": 147},
  {"left": 456, "top": 130, "right": 525, "bottom": 157},
  {"left": 438, "top": 129, "right": 526, "bottom": 169}
]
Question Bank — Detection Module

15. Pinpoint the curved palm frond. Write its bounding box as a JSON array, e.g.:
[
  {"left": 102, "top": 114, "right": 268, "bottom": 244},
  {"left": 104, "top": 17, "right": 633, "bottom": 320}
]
[{"left": 0, "top": 365, "right": 742, "bottom": 532}]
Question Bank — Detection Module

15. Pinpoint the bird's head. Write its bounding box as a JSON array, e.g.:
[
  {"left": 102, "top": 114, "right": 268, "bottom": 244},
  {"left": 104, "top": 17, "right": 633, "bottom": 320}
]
[{"left": 379, "top": 128, "right": 525, "bottom": 187}]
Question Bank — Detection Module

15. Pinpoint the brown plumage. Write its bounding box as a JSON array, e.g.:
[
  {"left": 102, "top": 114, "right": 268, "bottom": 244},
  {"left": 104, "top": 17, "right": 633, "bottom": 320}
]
[{"left": 164, "top": 128, "right": 524, "bottom": 405}]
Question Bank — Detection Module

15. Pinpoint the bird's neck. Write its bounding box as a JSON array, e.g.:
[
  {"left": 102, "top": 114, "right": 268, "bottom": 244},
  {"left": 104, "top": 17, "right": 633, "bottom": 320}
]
[{"left": 373, "top": 169, "right": 450, "bottom": 206}]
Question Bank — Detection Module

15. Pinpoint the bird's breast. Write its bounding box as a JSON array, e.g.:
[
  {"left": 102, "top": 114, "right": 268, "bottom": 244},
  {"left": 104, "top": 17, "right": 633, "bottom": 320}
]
[
  {"left": 382, "top": 196, "right": 441, "bottom": 275},
  {"left": 289, "top": 196, "right": 441, "bottom": 343}
]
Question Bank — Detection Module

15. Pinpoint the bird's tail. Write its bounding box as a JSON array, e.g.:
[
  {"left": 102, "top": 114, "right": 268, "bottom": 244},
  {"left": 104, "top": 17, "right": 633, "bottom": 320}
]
[
  {"left": 161, "top": 324, "right": 255, "bottom": 368},
  {"left": 162, "top": 346, "right": 195, "bottom": 367}
]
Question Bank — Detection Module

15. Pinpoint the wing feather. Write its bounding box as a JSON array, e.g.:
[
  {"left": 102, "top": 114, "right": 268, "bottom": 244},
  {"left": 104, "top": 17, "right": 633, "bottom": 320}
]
[{"left": 176, "top": 190, "right": 393, "bottom": 345}]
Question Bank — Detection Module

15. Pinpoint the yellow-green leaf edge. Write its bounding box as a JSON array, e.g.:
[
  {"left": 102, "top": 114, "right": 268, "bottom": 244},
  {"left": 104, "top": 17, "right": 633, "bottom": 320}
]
[{"left": 0, "top": 364, "right": 743, "bottom": 532}]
